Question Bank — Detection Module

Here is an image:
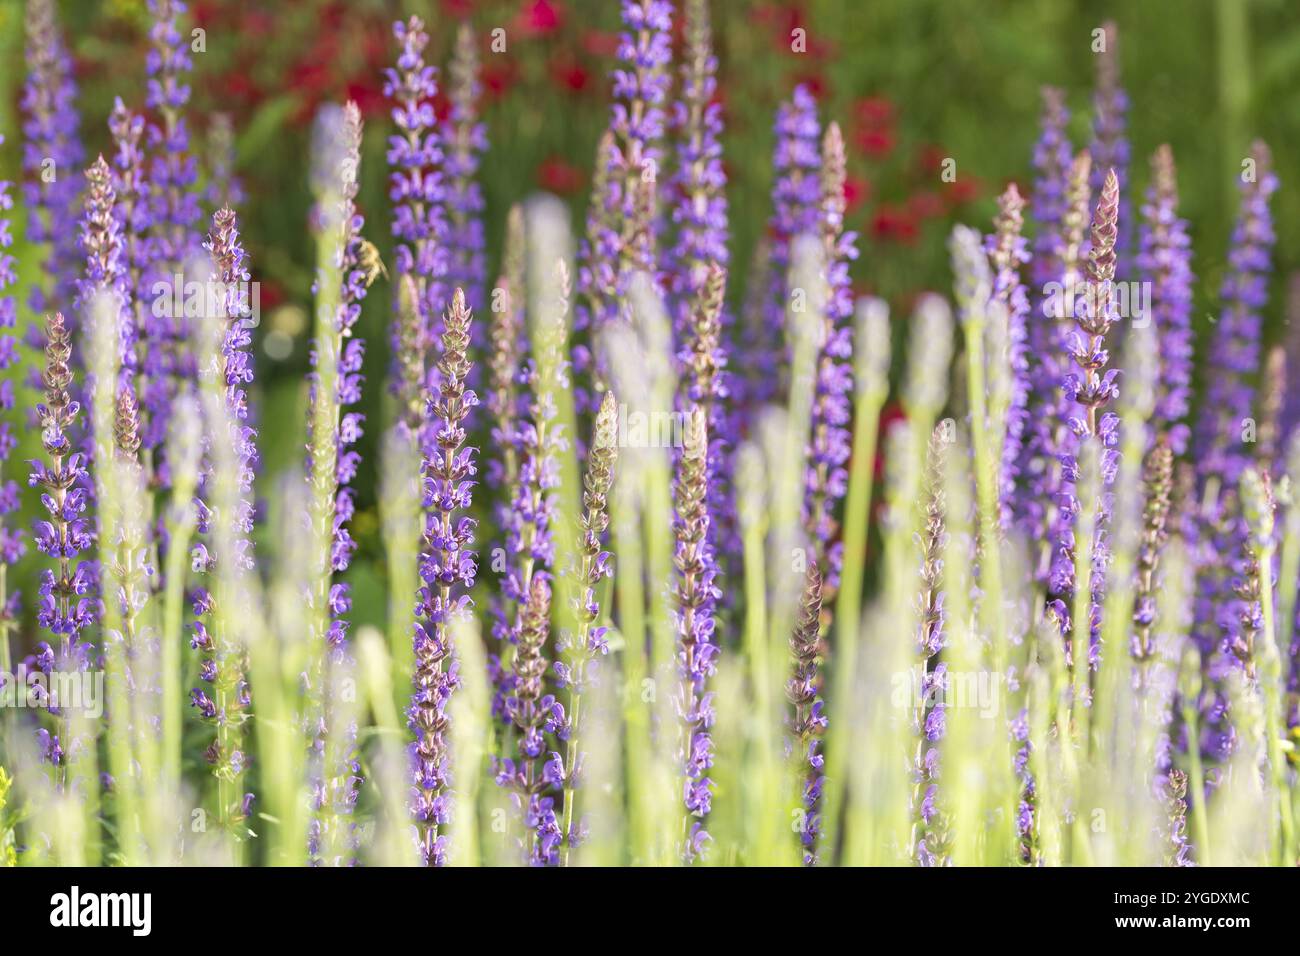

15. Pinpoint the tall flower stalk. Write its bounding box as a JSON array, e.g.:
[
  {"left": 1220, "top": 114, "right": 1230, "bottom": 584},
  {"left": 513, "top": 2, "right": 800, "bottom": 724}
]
[
  {"left": 555, "top": 391, "right": 620, "bottom": 864},
  {"left": 445, "top": 24, "right": 487, "bottom": 317},
  {"left": 1089, "top": 20, "right": 1130, "bottom": 278},
  {"left": 409, "top": 289, "right": 478, "bottom": 867},
  {"left": 987, "top": 185, "right": 1031, "bottom": 532},
  {"left": 0, "top": 137, "right": 21, "bottom": 641},
  {"left": 788, "top": 560, "right": 826, "bottom": 865},
  {"left": 673, "top": 404, "right": 716, "bottom": 861}
]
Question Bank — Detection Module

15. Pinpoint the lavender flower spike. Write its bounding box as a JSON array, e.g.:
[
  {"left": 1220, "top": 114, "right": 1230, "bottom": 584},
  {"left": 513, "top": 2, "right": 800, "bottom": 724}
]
[
  {"left": 986, "top": 184, "right": 1031, "bottom": 532},
  {"left": 802, "top": 122, "right": 858, "bottom": 601},
  {"left": 788, "top": 560, "right": 826, "bottom": 865},
  {"left": 410, "top": 288, "right": 478, "bottom": 867},
  {"left": 384, "top": 16, "right": 449, "bottom": 367},
  {"left": 22, "top": 0, "right": 85, "bottom": 323},
  {"left": 79, "top": 157, "right": 132, "bottom": 381},
  {"left": 674, "top": 404, "right": 717, "bottom": 861},
  {"left": 445, "top": 24, "right": 488, "bottom": 318},
  {"left": 555, "top": 390, "right": 620, "bottom": 863},
  {"left": 1138, "top": 145, "right": 1194, "bottom": 454},
  {"left": 1054, "top": 167, "right": 1122, "bottom": 663},
  {"left": 30, "top": 312, "right": 96, "bottom": 770},
  {"left": 0, "top": 138, "right": 27, "bottom": 585},
  {"left": 189, "top": 207, "right": 257, "bottom": 826}
]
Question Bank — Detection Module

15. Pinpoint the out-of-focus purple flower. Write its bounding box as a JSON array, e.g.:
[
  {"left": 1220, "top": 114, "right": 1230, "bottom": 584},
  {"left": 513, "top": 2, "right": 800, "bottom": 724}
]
[
  {"left": 1021, "top": 88, "right": 1073, "bottom": 551},
  {"left": 22, "top": 0, "right": 85, "bottom": 327},
  {"left": 0, "top": 137, "right": 26, "bottom": 577},
  {"left": 79, "top": 157, "right": 133, "bottom": 383},
  {"left": 1132, "top": 441, "right": 1174, "bottom": 663},
  {"left": 445, "top": 25, "right": 488, "bottom": 318},
  {"left": 747, "top": 85, "right": 820, "bottom": 413},
  {"left": 802, "top": 123, "right": 857, "bottom": 599},
  {"left": 788, "top": 560, "right": 826, "bottom": 865},
  {"left": 1089, "top": 21, "right": 1131, "bottom": 279},
  {"left": 1138, "top": 145, "right": 1194, "bottom": 455},
  {"left": 986, "top": 184, "right": 1031, "bottom": 532},
  {"left": 1195, "top": 141, "right": 1277, "bottom": 489},
  {"left": 205, "top": 112, "right": 244, "bottom": 212},
  {"left": 384, "top": 16, "right": 449, "bottom": 371},
  {"left": 673, "top": 405, "right": 717, "bottom": 861},
  {"left": 409, "top": 289, "right": 478, "bottom": 867}
]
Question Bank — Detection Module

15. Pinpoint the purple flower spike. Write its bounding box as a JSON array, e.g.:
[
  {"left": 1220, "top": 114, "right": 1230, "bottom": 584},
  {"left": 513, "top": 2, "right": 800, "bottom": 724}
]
[
  {"left": 1089, "top": 21, "right": 1131, "bottom": 279},
  {"left": 1138, "top": 145, "right": 1194, "bottom": 455},
  {"left": 79, "top": 156, "right": 133, "bottom": 383},
  {"left": 674, "top": 405, "right": 717, "bottom": 861},
  {"left": 409, "top": 289, "right": 478, "bottom": 867},
  {"left": 986, "top": 184, "right": 1031, "bottom": 533},
  {"left": 0, "top": 136, "right": 24, "bottom": 579},
  {"left": 22, "top": 0, "right": 85, "bottom": 325},
  {"left": 189, "top": 207, "right": 257, "bottom": 824},
  {"left": 788, "top": 561, "right": 826, "bottom": 865},
  {"left": 384, "top": 16, "right": 449, "bottom": 371},
  {"left": 802, "top": 122, "right": 857, "bottom": 601},
  {"left": 747, "top": 85, "right": 821, "bottom": 413},
  {"left": 446, "top": 25, "right": 488, "bottom": 318}
]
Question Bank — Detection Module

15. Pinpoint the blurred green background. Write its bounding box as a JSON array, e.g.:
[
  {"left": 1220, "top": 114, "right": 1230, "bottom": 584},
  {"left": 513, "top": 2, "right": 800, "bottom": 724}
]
[{"left": 0, "top": 0, "right": 1296, "bottom": 645}]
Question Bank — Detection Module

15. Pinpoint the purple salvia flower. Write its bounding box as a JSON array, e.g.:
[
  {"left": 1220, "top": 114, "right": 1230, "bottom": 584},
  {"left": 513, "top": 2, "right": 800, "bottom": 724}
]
[
  {"left": 911, "top": 425, "right": 949, "bottom": 866},
  {"left": 306, "top": 102, "right": 370, "bottom": 864},
  {"left": 748, "top": 85, "right": 821, "bottom": 413},
  {"left": 1195, "top": 141, "right": 1277, "bottom": 489},
  {"left": 1052, "top": 167, "right": 1122, "bottom": 666},
  {"left": 1138, "top": 145, "right": 1195, "bottom": 455},
  {"left": 673, "top": 404, "right": 717, "bottom": 861},
  {"left": 409, "top": 289, "right": 478, "bottom": 867},
  {"left": 1021, "top": 88, "right": 1073, "bottom": 549},
  {"left": 554, "top": 391, "right": 620, "bottom": 863},
  {"left": 21, "top": 0, "right": 85, "bottom": 327},
  {"left": 29, "top": 312, "right": 96, "bottom": 770},
  {"left": 189, "top": 207, "right": 257, "bottom": 824},
  {"left": 145, "top": 0, "right": 201, "bottom": 480},
  {"left": 574, "top": 130, "right": 621, "bottom": 345},
  {"left": 499, "top": 573, "right": 559, "bottom": 865},
  {"left": 0, "top": 137, "right": 27, "bottom": 579},
  {"left": 788, "top": 560, "right": 826, "bottom": 865},
  {"left": 384, "top": 16, "right": 449, "bottom": 371},
  {"left": 986, "top": 184, "right": 1031, "bottom": 532},
  {"left": 1044, "top": 152, "right": 1093, "bottom": 599},
  {"left": 1089, "top": 21, "right": 1131, "bottom": 279},
  {"left": 108, "top": 102, "right": 155, "bottom": 399},
  {"left": 802, "top": 122, "right": 857, "bottom": 600},
  {"left": 445, "top": 24, "right": 488, "bottom": 318},
  {"left": 78, "top": 156, "right": 134, "bottom": 385}
]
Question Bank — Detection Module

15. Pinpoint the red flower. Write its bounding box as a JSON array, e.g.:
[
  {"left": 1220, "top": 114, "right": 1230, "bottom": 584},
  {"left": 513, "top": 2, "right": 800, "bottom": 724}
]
[
  {"left": 855, "top": 96, "right": 894, "bottom": 128},
  {"left": 843, "top": 175, "right": 871, "bottom": 212},
  {"left": 516, "top": 0, "right": 563, "bottom": 37},
  {"left": 550, "top": 57, "right": 591, "bottom": 94},
  {"left": 907, "top": 191, "right": 945, "bottom": 220},
  {"left": 915, "top": 143, "right": 948, "bottom": 177},
  {"left": 440, "top": 0, "right": 475, "bottom": 16},
  {"left": 947, "top": 177, "right": 981, "bottom": 206},
  {"left": 581, "top": 30, "right": 621, "bottom": 58},
  {"left": 854, "top": 126, "right": 895, "bottom": 158},
  {"left": 345, "top": 79, "right": 388, "bottom": 119},
  {"left": 872, "top": 205, "right": 919, "bottom": 245},
  {"left": 791, "top": 73, "right": 828, "bottom": 100},
  {"left": 482, "top": 62, "right": 519, "bottom": 99},
  {"left": 538, "top": 156, "right": 583, "bottom": 195}
]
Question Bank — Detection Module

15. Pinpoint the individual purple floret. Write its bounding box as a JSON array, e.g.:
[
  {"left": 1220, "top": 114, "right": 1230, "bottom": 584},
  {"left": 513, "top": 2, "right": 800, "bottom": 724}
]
[
  {"left": 788, "top": 560, "right": 826, "bottom": 865},
  {"left": 409, "top": 289, "right": 478, "bottom": 867},
  {"left": 384, "top": 16, "right": 449, "bottom": 370},
  {"left": 1051, "top": 168, "right": 1122, "bottom": 668},
  {"left": 802, "top": 122, "right": 857, "bottom": 600},
  {"left": 21, "top": 0, "right": 85, "bottom": 327},
  {"left": 445, "top": 24, "right": 488, "bottom": 319},
  {"left": 1089, "top": 20, "right": 1131, "bottom": 279},
  {"left": 673, "top": 405, "right": 717, "bottom": 861},
  {"left": 747, "top": 84, "right": 821, "bottom": 413},
  {"left": 1195, "top": 141, "right": 1277, "bottom": 489},
  {"left": 0, "top": 138, "right": 27, "bottom": 583},
  {"left": 189, "top": 207, "right": 257, "bottom": 826},
  {"left": 986, "top": 184, "right": 1031, "bottom": 532},
  {"left": 1137, "top": 145, "right": 1194, "bottom": 454}
]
